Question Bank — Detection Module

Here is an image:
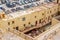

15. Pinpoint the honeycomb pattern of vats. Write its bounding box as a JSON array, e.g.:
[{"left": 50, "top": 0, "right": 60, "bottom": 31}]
[
  {"left": 0, "top": 0, "right": 57, "bottom": 14},
  {"left": 0, "top": 0, "right": 41, "bottom": 14}
]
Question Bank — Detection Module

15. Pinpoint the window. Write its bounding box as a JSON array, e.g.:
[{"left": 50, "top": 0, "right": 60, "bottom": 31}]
[
  {"left": 12, "top": 21, "right": 14, "bottom": 24},
  {"left": 51, "top": 15, "right": 54, "bottom": 17},
  {"left": 39, "top": 19, "right": 41, "bottom": 23},
  {"left": 28, "top": 22, "right": 30, "bottom": 24},
  {"left": 2, "top": 14, "right": 5, "bottom": 18},
  {"left": 24, "top": 24, "right": 26, "bottom": 27},
  {"left": 22, "top": 17, "right": 25, "bottom": 21},
  {"left": 8, "top": 22, "right": 10, "bottom": 25},
  {"left": 16, "top": 27, "right": 19, "bottom": 30},
  {"left": 35, "top": 21, "right": 38, "bottom": 26},
  {"left": 42, "top": 13, "right": 44, "bottom": 15}
]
